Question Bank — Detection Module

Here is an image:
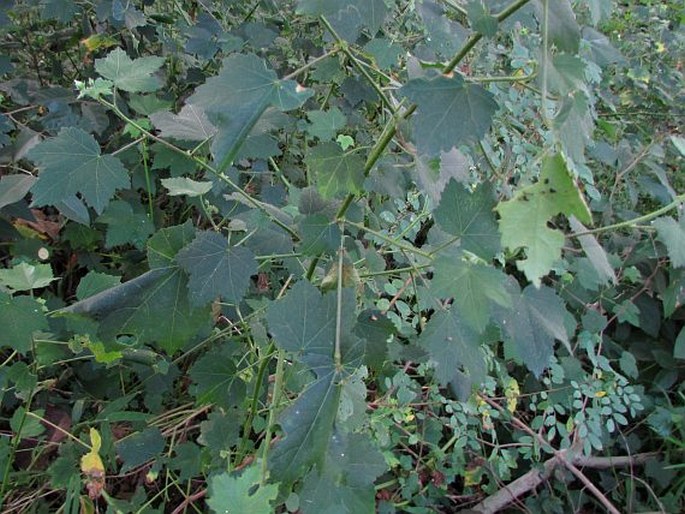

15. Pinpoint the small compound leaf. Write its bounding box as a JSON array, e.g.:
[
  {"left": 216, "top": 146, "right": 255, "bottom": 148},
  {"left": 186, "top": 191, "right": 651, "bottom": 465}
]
[
  {"left": 94, "top": 48, "right": 165, "bottom": 93},
  {"left": 418, "top": 307, "right": 485, "bottom": 387},
  {"left": 28, "top": 127, "right": 130, "bottom": 214},
  {"left": 305, "top": 142, "right": 365, "bottom": 199},
  {"left": 207, "top": 465, "right": 278, "bottom": 514},
  {"left": 150, "top": 103, "right": 217, "bottom": 141},
  {"left": 400, "top": 74, "right": 498, "bottom": 156},
  {"left": 433, "top": 180, "right": 501, "bottom": 260},
  {"left": 654, "top": 217, "right": 685, "bottom": 268},
  {"left": 116, "top": 427, "right": 165, "bottom": 473},
  {"left": 176, "top": 231, "right": 257, "bottom": 306},
  {"left": 0, "top": 292, "right": 48, "bottom": 354},
  {"left": 496, "top": 153, "right": 591, "bottom": 286},
  {"left": 268, "top": 367, "right": 341, "bottom": 485}
]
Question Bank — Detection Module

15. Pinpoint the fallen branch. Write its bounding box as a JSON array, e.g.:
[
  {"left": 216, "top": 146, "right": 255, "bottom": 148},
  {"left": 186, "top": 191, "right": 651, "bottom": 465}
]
[{"left": 466, "top": 395, "right": 659, "bottom": 514}]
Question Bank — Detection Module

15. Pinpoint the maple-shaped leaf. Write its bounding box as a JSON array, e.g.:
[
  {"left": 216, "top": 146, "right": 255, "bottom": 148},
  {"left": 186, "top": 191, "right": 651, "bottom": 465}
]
[
  {"left": 189, "top": 346, "right": 246, "bottom": 409},
  {"left": 418, "top": 307, "right": 485, "bottom": 387},
  {"left": 62, "top": 223, "right": 211, "bottom": 353},
  {"left": 0, "top": 292, "right": 49, "bottom": 354},
  {"left": 654, "top": 216, "right": 685, "bottom": 268},
  {"left": 532, "top": 0, "right": 580, "bottom": 54},
  {"left": 496, "top": 153, "right": 591, "bottom": 286},
  {"left": 299, "top": 214, "right": 341, "bottom": 256},
  {"left": 494, "top": 280, "right": 572, "bottom": 377},
  {"left": 266, "top": 281, "right": 356, "bottom": 368},
  {"left": 0, "top": 262, "right": 56, "bottom": 291},
  {"left": 413, "top": 148, "right": 470, "bottom": 203},
  {"left": 28, "top": 127, "right": 130, "bottom": 214},
  {"left": 94, "top": 48, "right": 165, "bottom": 93},
  {"left": 400, "top": 73, "right": 498, "bottom": 156},
  {"left": 176, "top": 231, "right": 257, "bottom": 307},
  {"left": 431, "top": 254, "right": 511, "bottom": 332},
  {"left": 304, "top": 142, "right": 365, "bottom": 199},
  {"left": 187, "top": 53, "right": 312, "bottom": 169},
  {"left": 268, "top": 366, "right": 341, "bottom": 485},
  {"left": 150, "top": 103, "right": 217, "bottom": 141},
  {"left": 207, "top": 465, "right": 278, "bottom": 514},
  {"left": 296, "top": 0, "right": 387, "bottom": 37},
  {"left": 433, "top": 180, "right": 501, "bottom": 260},
  {"left": 298, "top": 431, "right": 386, "bottom": 514}
]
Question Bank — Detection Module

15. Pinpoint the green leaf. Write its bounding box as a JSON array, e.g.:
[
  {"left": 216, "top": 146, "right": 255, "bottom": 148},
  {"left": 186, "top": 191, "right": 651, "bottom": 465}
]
[
  {"left": 414, "top": 148, "right": 470, "bottom": 203},
  {"left": 189, "top": 347, "right": 245, "bottom": 408},
  {"left": 299, "top": 431, "right": 386, "bottom": 514},
  {"left": 76, "top": 271, "right": 122, "bottom": 300},
  {"left": 569, "top": 217, "right": 616, "bottom": 285},
  {"left": 176, "top": 231, "right": 257, "bottom": 306},
  {"left": 97, "top": 200, "right": 154, "bottom": 249},
  {"left": 187, "top": 53, "right": 312, "bottom": 168},
  {"left": 62, "top": 224, "right": 210, "bottom": 353},
  {"left": 496, "top": 153, "right": 591, "bottom": 286},
  {"left": 675, "top": 327, "right": 685, "bottom": 360},
  {"left": 400, "top": 73, "right": 498, "bottom": 156},
  {"left": 0, "top": 174, "right": 36, "bottom": 209},
  {"left": 433, "top": 180, "right": 501, "bottom": 260},
  {"left": 0, "top": 292, "right": 48, "bottom": 354},
  {"left": 654, "top": 217, "right": 685, "bottom": 268},
  {"left": 467, "top": 0, "right": 498, "bottom": 37},
  {"left": 0, "top": 262, "right": 56, "bottom": 291},
  {"left": 116, "top": 427, "right": 165, "bottom": 473},
  {"left": 364, "top": 38, "right": 402, "bottom": 69},
  {"left": 495, "top": 281, "right": 572, "bottom": 377},
  {"left": 418, "top": 307, "right": 485, "bottom": 387},
  {"left": 266, "top": 281, "right": 349, "bottom": 367},
  {"left": 431, "top": 255, "right": 511, "bottom": 332},
  {"left": 150, "top": 104, "right": 217, "bottom": 141},
  {"left": 296, "top": 0, "right": 387, "bottom": 36},
  {"left": 305, "top": 108, "right": 346, "bottom": 141},
  {"left": 94, "top": 48, "right": 165, "bottom": 93},
  {"left": 269, "top": 366, "right": 341, "bottom": 484},
  {"left": 533, "top": 0, "right": 580, "bottom": 54},
  {"left": 28, "top": 127, "right": 130, "bottom": 214},
  {"left": 299, "top": 214, "right": 341, "bottom": 256},
  {"left": 207, "top": 465, "right": 278, "bottom": 514},
  {"left": 305, "top": 142, "right": 365, "bottom": 199},
  {"left": 161, "top": 177, "right": 213, "bottom": 197}
]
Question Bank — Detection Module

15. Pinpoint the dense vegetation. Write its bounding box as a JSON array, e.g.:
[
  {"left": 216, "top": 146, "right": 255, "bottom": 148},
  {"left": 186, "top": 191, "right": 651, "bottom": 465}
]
[{"left": 0, "top": 0, "right": 683, "bottom": 512}]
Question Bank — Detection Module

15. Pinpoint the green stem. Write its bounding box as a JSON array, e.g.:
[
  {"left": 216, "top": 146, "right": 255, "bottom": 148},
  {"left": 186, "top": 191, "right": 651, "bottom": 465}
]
[
  {"left": 540, "top": 0, "right": 551, "bottom": 128},
  {"left": 345, "top": 220, "right": 433, "bottom": 259},
  {"left": 358, "top": 263, "right": 431, "bottom": 278},
  {"left": 261, "top": 348, "right": 285, "bottom": 483},
  {"left": 570, "top": 194, "right": 685, "bottom": 238},
  {"left": 99, "top": 98, "right": 299, "bottom": 240},
  {"left": 141, "top": 138, "right": 154, "bottom": 220},
  {"left": 320, "top": 16, "right": 396, "bottom": 114},
  {"left": 236, "top": 342, "right": 275, "bottom": 465},
  {"left": 443, "top": 0, "right": 532, "bottom": 74},
  {"left": 334, "top": 230, "right": 345, "bottom": 371},
  {"left": 282, "top": 47, "right": 340, "bottom": 81}
]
